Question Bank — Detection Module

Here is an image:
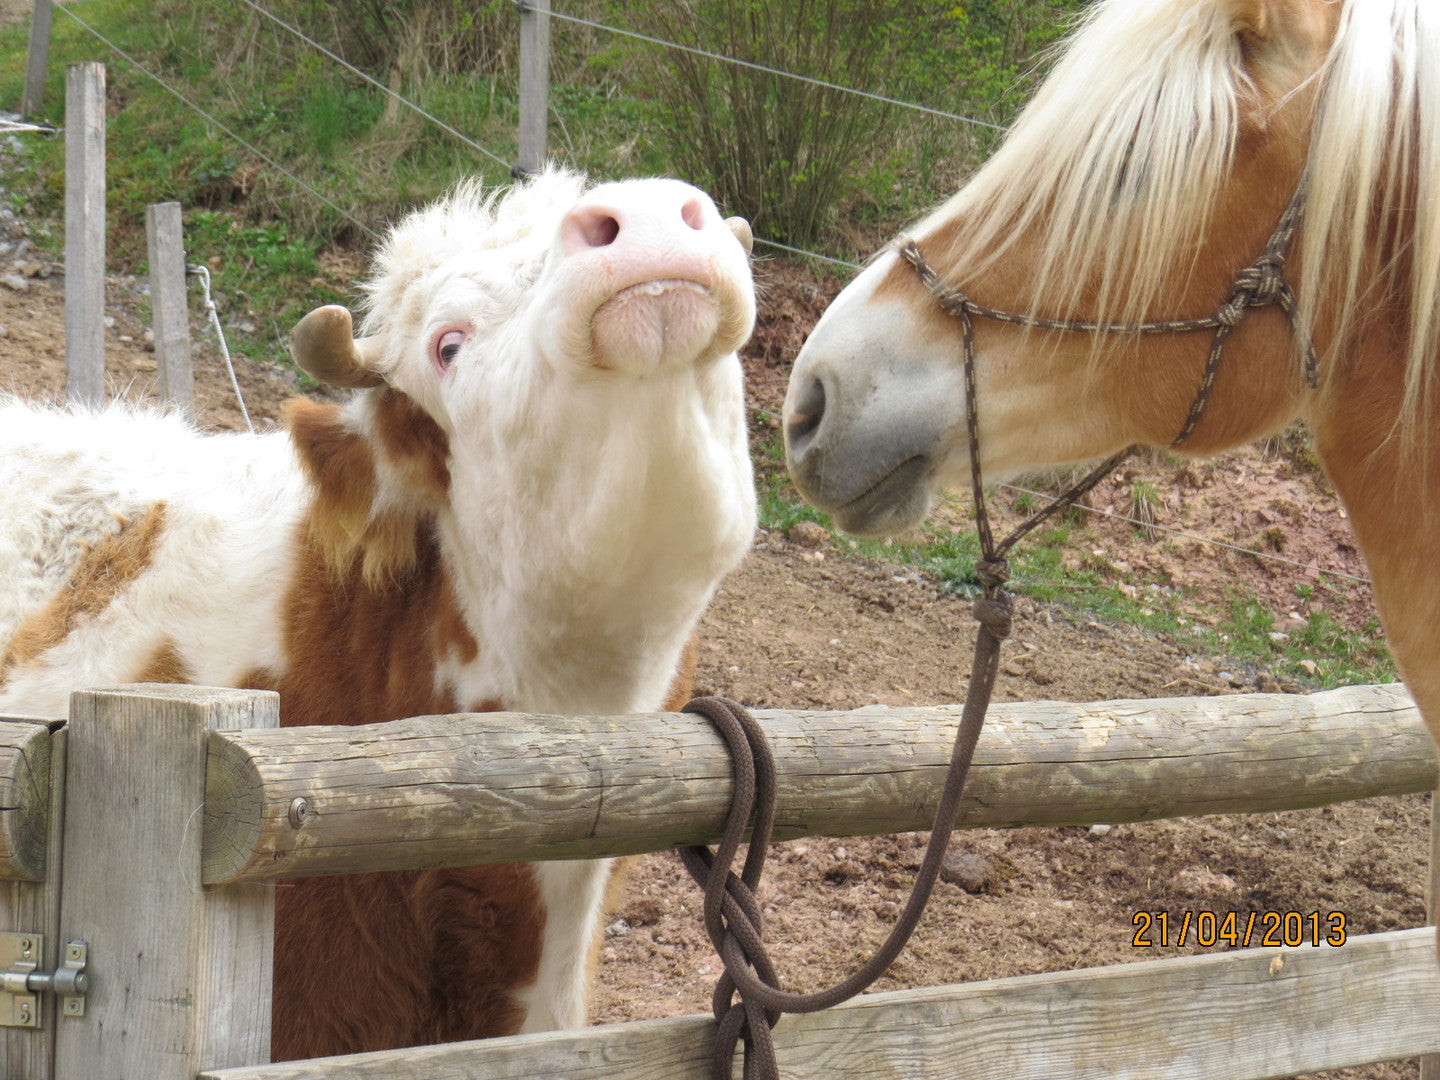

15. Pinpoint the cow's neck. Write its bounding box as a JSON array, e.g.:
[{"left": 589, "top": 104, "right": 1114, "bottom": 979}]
[{"left": 438, "top": 367, "right": 753, "bottom": 716}]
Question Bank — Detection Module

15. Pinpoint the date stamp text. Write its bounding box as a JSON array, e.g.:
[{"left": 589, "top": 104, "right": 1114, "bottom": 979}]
[{"left": 1131, "top": 910, "right": 1347, "bottom": 948}]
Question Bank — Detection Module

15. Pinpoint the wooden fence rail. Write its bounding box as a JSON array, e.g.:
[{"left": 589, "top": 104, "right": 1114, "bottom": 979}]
[
  {"left": 200, "top": 927, "right": 1440, "bottom": 1080},
  {"left": 0, "top": 683, "right": 1435, "bottom": 1079},
  {"left": 201, "top": 682, "right": 1436, "bottom": 885}
]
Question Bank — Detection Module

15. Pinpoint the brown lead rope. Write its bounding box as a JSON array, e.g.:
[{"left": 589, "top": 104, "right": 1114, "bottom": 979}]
[{"left": 682, "top": 181, "right": 1316, "bottom": 1079}]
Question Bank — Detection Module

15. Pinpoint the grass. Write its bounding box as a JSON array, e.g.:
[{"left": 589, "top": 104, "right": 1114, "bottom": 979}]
[{"left": 755, "top": 444, "right": 1395, "bottom": 692}]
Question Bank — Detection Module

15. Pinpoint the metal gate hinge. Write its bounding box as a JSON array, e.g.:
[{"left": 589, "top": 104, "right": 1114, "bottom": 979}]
[{"left": 0, "top": 934, "right": 88, "bottom": 1027}]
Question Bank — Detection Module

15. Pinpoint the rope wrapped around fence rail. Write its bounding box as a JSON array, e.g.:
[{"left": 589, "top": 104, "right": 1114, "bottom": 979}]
[{"left": 679, "top": 563, "right": 1008, "bottom": 1079}]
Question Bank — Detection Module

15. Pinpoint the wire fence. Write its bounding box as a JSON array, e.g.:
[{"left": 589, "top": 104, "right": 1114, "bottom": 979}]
[{"left": 21, "top": 0, "right": 1374, "bottom": 590}]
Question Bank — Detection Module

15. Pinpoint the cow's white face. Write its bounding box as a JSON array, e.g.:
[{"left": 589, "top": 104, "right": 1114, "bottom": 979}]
[{"left": 360, "top": 172, "right": 755, "bottom": 443}]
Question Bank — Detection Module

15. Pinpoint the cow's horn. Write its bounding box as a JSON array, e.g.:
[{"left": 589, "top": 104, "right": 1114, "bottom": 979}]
[
  {"left": 290, "top": 305, "right": 386, "bottom": 389},
  {"left": 725, "top": 216, "right": 753, "bottom": 256}
]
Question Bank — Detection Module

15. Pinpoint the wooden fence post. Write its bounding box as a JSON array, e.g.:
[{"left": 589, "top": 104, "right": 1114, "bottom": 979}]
[
  {"left": 516, "top": 0, "right": 551, "bottom": 175},
  {"left": 145, "top": 202, "right": 195, "bottom": 416},
  {"left": 21, "top": 0, "right": 52, "bottom": 120},
  {"left": 64, "top": 62, "right": 106, "bottom": 409},
  {"left": 52, "top": 686, "right": 279, "bottom": 1080},
  {"left": 0, "top": 717, "right": 64, "bottom": 1080}
]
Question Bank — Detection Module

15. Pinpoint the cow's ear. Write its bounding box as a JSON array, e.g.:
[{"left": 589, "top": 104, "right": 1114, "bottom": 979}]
[{"left": 291, "top": 306, "right": 386, "bottom": 389}]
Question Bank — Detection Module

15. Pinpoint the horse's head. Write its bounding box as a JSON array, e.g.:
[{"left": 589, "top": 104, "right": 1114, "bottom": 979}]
[{"left": 783, "top": 0, "right": 1400, "bottom": 538}]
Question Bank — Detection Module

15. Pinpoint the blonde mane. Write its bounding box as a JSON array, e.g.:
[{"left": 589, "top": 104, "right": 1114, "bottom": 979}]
[{"left": 921, "top": 0, "right": 1440, "bottom": 416}]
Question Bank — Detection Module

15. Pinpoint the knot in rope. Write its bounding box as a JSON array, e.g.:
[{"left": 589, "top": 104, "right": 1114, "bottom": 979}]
[
  {"left": 974, "top": 557, "right": 1010, "bottom": 591},
  {"left": 971, "top": 590, "right": 1014, "bottom": 640},
  {"left": 1217, "top": 251, "right": 1290, "bottom": 328}
]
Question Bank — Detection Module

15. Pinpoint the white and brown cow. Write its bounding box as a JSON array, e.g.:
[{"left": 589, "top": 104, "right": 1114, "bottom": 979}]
[{"left": 0, "top": 169, "right": 756, "bottom": 1059}]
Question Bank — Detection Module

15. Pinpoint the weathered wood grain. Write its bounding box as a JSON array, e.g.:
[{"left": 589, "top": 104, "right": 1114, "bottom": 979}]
[
  {"left": 0, "top": 718, "right": 55, "bottom": 883},
  {"left": 63, "top": 62, "right": 106, "bottom": 408},
  {"left": 21, "top": 0, "right": 52, "bottom": 119},
  {"left": 145, "top": 201, "right": 194, "bottom": 415},
  {"left": 203, "top": 683, "right": 1437, "bottom": 884},
  {"left": 516, "top": 0, "right": 550, "bottom": 174},
  {"left": 200, "top": 927, "right": 1440, "bottom": 1080},
  {"left": 53, "top": 686, "right": 279, "bottom": 1080},
  {"left": 0, "top": 720, "right": 63, "bottom": 1079}
]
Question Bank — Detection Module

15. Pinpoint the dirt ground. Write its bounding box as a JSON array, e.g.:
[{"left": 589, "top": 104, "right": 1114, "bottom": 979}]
[{"left": 0, "top": 126, "right": 1433, "bottom": 1078}]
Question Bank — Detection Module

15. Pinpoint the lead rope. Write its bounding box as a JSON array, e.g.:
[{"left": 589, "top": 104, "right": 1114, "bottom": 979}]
[{"left": 682, "top": 182, "right": 1315, "bottom": 1079}]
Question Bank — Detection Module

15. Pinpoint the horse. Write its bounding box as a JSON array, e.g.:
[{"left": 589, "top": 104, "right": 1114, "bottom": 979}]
[{"left": 784, "top": 0, "right": 1439, "bottom": 937}]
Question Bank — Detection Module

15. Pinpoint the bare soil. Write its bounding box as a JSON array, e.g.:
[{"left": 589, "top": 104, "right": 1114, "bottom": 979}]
[{"left": 0, "top": 141, "right": 1431, "bottom": 1078}]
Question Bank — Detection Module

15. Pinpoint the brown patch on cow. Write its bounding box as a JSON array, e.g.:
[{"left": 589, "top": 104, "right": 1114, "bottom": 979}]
[
  {"left": 286, "top": 398, "right": 379, "bottom": 572},
  {"left": 0, "top": 503, "right": 169, "bottom": 684},
  {"left": 272, "top": 864, "right": 545, "bottom": 1058},
  {"left": 287, "top": 396, "right": 442, "bottom": 586},
  {"left": 662, "top": 632, "right": 699, "bottom": 711},
  {"left": 259, "top": 508, "right": 552, "bottom": 1060},
  {"left": 131, "top": 638, "right": 192, "bottom": 685},
  {"left": 273, "top": 517, "right": 468, "bottom": 728},
  {"left": 238, "top": 668, "right": 281, "bottom": 694},
  {"left": 372, "top": 388, "right": 451, "bottom": 499},
  {"left": 437, "top": 576, "right": 481, "bottom": 667}
]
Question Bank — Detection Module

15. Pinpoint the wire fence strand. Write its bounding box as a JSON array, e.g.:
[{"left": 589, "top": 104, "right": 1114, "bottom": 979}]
[
  {"left": 53, "top": 4, "right": 380, "bottom": 240},
  {"left": 541, "top": 7, "right": 1009, "bottom": 133},
  {"left": 235, "top": 0, "right": 515, "bottom": 174}
]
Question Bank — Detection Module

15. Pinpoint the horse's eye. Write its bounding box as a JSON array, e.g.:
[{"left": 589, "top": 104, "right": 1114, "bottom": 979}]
[{"left": 434, "top": 329, "right": 466, "bottom": 371}]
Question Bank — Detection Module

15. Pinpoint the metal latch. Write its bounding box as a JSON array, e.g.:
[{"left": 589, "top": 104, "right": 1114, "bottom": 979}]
[{"left": 0, "top": 934, "right": 88, "bottom": 1027}]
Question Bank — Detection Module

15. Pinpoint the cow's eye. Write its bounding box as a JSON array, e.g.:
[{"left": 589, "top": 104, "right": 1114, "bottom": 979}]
[{"left": 434, "top": 329, "right": 466, "bottom": 372}]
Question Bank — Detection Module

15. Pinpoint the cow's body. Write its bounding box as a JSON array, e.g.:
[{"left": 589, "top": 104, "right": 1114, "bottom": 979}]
[{"left": 0, "top": 169, "right": 757, "bottom": 1057}]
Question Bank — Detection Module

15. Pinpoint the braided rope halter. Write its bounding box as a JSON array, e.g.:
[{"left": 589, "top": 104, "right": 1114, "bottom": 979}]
[{"left": 681, "top": 181, "right": 1317, "bottom": 1080}]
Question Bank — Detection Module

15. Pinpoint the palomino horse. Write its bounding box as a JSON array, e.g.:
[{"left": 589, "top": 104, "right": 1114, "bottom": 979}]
[{"left": 786, "top": 0, "right": 1439, "bottom": 919}]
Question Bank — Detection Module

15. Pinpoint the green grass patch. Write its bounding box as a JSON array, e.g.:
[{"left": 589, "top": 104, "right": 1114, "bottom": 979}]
[{"left": 757, "top": 465, "right": 1395, "bottom": 691}]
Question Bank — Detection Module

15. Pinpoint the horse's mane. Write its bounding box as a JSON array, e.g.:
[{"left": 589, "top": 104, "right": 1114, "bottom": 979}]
[{"left": 920, "top": 0, "right": 1440, "bottom": 414}]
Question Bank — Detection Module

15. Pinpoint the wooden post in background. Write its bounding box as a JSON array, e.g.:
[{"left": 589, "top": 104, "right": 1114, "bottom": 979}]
[
  {"left": 64, "top": 62, "right": 106, "bottom": 409},
  {"left": 21, "top": 0, "right": 52, "bottom": 119},
  {"left": 516, "top": 0, "right": 550, "bottom": 176},
  {"left": 53, "top": 686, "right": 279, "bottom": 1080},
  {"left": 145, "top": 202, "right": 194, "bottom": 416}
]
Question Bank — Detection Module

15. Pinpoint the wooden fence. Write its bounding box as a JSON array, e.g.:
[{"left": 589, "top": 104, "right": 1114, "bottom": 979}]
[{"left": 0, "top": 682, "right": 1436, "bottom": 1079}]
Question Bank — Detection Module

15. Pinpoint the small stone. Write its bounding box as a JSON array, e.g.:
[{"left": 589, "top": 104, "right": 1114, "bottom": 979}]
[
  {"left": 940, "top": 852, "right": 995, "bottom": 894},
  {"left": 133, "top": 359, "right": 157, "bottom": 372},
  {"left": 1298, "top": 659, "right": 1318, "bottom": 676},
  {"left": 1171, "top": 866, "right": 1237, "bottom": 896},
  {"left": 788, "top": 520, "right": 830, "bottom": 548},
  {"left": 1088, "top": 824, "right": 1113, "bottom": 836},
  {"left": 605, "top": 918, "right": 632, "bottom": 938},
  {"left": 0, "top": 273, "right": 27, "bottom": 292}
]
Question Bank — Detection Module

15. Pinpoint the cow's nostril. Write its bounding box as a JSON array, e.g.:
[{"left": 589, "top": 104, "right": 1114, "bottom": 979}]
[
  {"left": 563, "top": 205, "right": 621, "bottom": 251},
  {"left": 785, "top": 377, "right": 827, "bottom": 454},
  {"left": 680, "top": 197, "right": 706, "bottom": 232}
]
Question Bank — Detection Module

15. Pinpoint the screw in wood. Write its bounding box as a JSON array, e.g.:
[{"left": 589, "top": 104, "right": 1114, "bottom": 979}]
[{"left": 288, "top": 797, "right": 313, "bottom": 828}]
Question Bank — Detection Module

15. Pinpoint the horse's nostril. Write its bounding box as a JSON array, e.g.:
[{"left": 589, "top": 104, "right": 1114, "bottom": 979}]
[{"left": 785, "top": 378, "right": 827, "bottom": 453}]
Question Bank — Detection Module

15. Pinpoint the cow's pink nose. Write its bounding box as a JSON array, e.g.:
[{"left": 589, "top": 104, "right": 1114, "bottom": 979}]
[{"left": 561, "top": 196, "right": 708, "bottom": 254}]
